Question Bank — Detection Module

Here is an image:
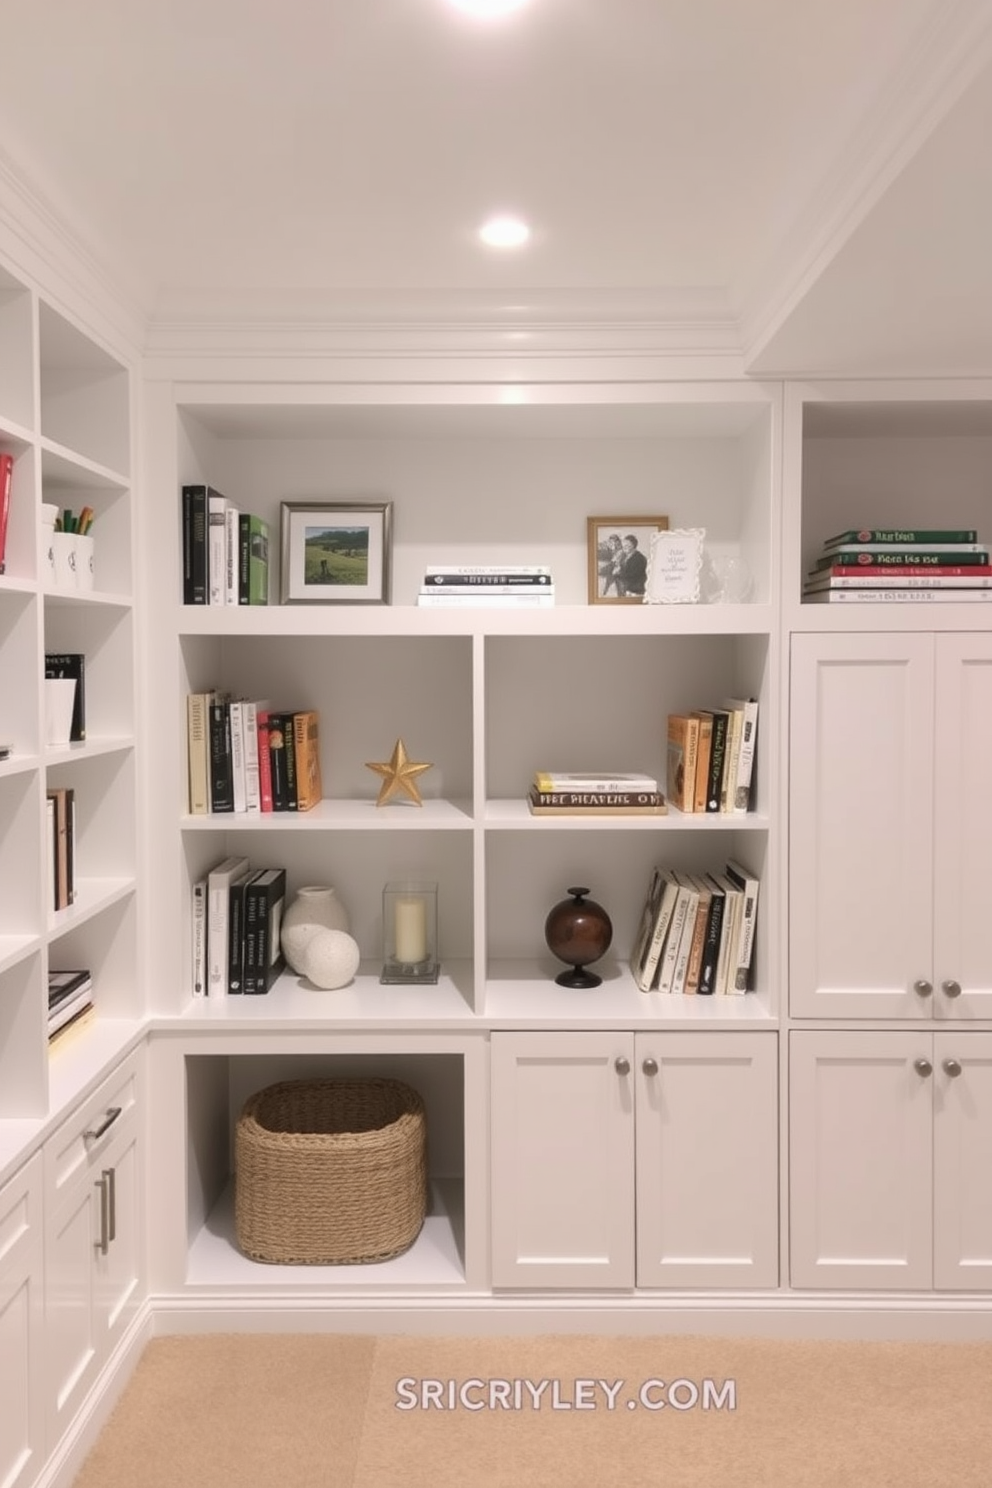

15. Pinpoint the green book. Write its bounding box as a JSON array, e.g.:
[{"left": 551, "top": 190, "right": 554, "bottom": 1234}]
[
  {"left": 814, "top": 548, "right": 989, "bottom": 569},
  {"left": 238, "top": 513, "right": 269, "bottom": 604},
  {"left": 823, "top": 528, "right": 978, "bottom": 547}
]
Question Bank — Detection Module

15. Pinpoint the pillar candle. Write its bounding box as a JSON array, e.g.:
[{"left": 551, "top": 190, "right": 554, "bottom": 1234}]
[{"left": 394, "top": 895, "right": 427, "bottom": 964}]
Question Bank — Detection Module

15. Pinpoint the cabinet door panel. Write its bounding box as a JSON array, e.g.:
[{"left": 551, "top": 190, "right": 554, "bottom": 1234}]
[
  {"left": 790, "top": 1031, "right": 933, "bottom": 1289},
  {"left": 45, "top": 1179, "right": 99, "bottom": 1443},
  {"left": 933, "top": 1034, "right": 992, "bottom": 1290},
  {"left": 934, "top": 637, "right": 992, "bottom": 1016},
  {"left": 790, "top": 633, "right": 934, "bottom": 1018},
  {"left": 491, "top": 1033, "right": 634, "bottom": 1288},
  {"left": 0, "top": 1155, "right": 44, "bottom": 1488},
  {"left": 95, "top": 1114, "right": 143, "bottom": 1347},
  {"left": 635, "top": 1032, "right": 778, "bottom": 1288}
]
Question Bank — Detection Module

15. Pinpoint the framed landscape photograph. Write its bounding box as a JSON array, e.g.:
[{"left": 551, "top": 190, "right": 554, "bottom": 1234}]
[
  {"left": 280, "top": 501, "right": 392, "bottom": 604},
  {"left": 587, "top": 515, "right": 669, "bottom": 604}
]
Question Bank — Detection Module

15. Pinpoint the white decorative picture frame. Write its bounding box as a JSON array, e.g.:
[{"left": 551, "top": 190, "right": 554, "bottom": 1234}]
[{"left": 644, "top": 527, "right": 706, "bottom": 604}]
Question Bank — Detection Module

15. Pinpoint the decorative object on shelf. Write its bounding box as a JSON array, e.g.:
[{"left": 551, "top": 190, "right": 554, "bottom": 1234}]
[
  {"left": 280, "top": 884, "right": 351, "bottom": 974},
  {"left": 587, "top": 515, "right": 668, "bottom": 604},
  {"left": 365, "top": 737, "right": 434, "bottom": 806},
  {"left": 644, "top": 527, "right": 706, "bottom": 604},
  {"left": 300, "top": 928, "right": 361, "bottom": 990},
  {"left": 235, "top": 1077, "right": 427, "bottom": 1264},
  {"left": 544, "top": 886, "right": 613, "bottom": 988},
  {"left": 44, "top": 676, "right": 77, "bottom": 746},
  {"left": 280, "top": 500, "right": 392, "bottom": 604},
  {"left": 381, "top": 881, "right": 439, "bottom": 984}
]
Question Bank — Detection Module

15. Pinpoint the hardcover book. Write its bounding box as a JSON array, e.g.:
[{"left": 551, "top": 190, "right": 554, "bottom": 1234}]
[
  {"left": 814, "top": 547, "right": 989, "bottom": 569},
  {"left": 533, "top": 771, "right": 659, "bottom": 793},
  {"left": 666, "top": 714, "right": 700, "bottom": 813},
  {"left": 206, "top": 854, "right": 250, "bottom": 996},
  {"left": 822, "top": 528, "right": 978, "bottom": 548},
  {"left": 292, "top": 709, "right": 323, "bottom": 812},
  {"left": 181, "top": 483, "right": 216, "bottom": 605},
  {"left": 0, "top": 451, "right": 12, "bottom": 574},
  {"left": 528, "top": 788, "right": 666, "bottom": 816},
  {"left": 186, "top": 690, "right": 215, "bottom": 815},
  {"left": 243, "top": 867, "right": 287, "bottom": 994},
  {"left": 239, "top": 512, "right": 269, "bottom": 604},
  {"left": 208, "top": 696, "right": 234, "bottom": 812}
]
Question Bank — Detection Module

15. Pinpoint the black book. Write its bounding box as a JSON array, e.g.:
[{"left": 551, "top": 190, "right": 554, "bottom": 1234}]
[
  {"left": 243, "top": 868, "right": 287, "bottom": 994},
  {"left": 182, "top": 484, "right": 213, "bottom": 605},
  {"left": 267, "top": 714, "right": 297, "bottom": 812},
  {"left": 45, "top": 653, "right": 86, "bottom": 741},
  {"left": 227, "top": 868, "right": 262, "bottom": 994},
  {"left": 696, "top": 874, "right": 727, "bottom": 996},
  {"left": 208, "top": 698, "right": 234, "bottom": 813}
]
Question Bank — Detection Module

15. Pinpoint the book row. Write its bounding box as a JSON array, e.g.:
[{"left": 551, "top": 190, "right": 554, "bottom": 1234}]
[
  {"left": 193, "top": 856, "right": 287, "bottom": 997},
  {"left": 666, "top": 699, "right": 758, "bottom": 815},
  {"left": 631, "top": 859, "right": 759, "bottom": 996},
  {"left": 806, "top": 526, "right": 990, "bottom": 599},
  {"left": 187, "top": 694, "right": 322, "bottom": 814},
  {"left": 182, "top": 483, "right": 270, "bottom": 605}
]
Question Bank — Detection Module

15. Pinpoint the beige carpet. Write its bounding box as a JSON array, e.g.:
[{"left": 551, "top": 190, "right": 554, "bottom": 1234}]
[{"left": 72, "top": 1332, "right": 992, "bottom": 1488}]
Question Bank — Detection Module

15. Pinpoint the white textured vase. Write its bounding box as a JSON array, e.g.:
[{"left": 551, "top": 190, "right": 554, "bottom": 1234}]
[
  {"left": 300, "top": 928, "right": 361, "bottom": 990},
  {"left": 280, "top": 885, "right": 351, "bottom": 974}
]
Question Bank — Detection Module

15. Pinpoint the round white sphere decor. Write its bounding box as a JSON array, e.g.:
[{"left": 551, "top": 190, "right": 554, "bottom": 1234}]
[
  {"left": 300, "top": 928, "right": 361, "bottom": 990},
  {"left": 280, "top": 885, "right": 350, "bottom": 974}
]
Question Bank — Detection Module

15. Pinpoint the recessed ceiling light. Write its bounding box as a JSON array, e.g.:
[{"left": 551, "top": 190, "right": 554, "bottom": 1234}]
[
  {"left": 448, "top": 0, "right": 530, "bottom": 16},
  {"left": 478, "top": 215, "right": 531, "bottom": 249}
]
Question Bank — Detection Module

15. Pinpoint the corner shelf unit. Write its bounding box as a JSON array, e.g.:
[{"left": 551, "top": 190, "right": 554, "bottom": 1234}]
[{"left": 0, "top": 260, "right": 139, "bottom": 1129}]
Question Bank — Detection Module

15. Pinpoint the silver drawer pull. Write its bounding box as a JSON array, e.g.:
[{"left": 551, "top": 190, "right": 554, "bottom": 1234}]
[
  {"left": 94, "top": 1174, "right": 110, "bottom": 1256},
  {"left": 84, "top": 1106, "right": 122, "bottom": 1143}
]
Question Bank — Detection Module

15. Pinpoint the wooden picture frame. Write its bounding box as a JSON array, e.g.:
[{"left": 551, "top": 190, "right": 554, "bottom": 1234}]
[
  {"left": 281, "top": 501, "right": 392, "bottom": 604},
  {"left": 587, "top": 516, "right": 669, "bottom": 604}
]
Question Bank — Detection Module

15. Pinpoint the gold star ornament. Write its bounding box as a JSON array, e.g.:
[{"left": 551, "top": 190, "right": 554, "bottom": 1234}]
[{"left": 365, "top": 737, "right": 434, "bottom": 807}]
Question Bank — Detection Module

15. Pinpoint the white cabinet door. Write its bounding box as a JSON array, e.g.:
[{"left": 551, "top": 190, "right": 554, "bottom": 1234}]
[
  {"left": 933, "top": 1033, "right": 992, "bottom": 1290},
  {"left": 790, "top": 1031, "right": 934, "bottom": 1289},
  {"left": 635, "top": 1032, "right": 778, "bottom": 1289},
  {"left": 790, "top": 633, "right": 935, "bottom": 1018},
  {"left": 933, "top": 636, "right": 992, "bottom": 1017},
  {"left": 490, "top": 1032, "right": 635, "bottom": 1288},
  {"left": 44, "top": 1052, "right": 144, "bottom": 1447},
  {"left": 0, "top": 1153, "right": 45, "bottom": 1488}
]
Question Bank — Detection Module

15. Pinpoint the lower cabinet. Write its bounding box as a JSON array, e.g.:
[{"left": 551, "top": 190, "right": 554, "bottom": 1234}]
[
  {"left": 790, "top": 1031, "right": 992, "bottom": 1290},
  {"left": 44, "top": 1050, "right": 145, "bottom": 1445},
  {"left": 490, "top": 1030, "right": 779, "bottom": 1290},
  {"left": 0, "top": 1152, "right": 45, "bottom": 1488}
]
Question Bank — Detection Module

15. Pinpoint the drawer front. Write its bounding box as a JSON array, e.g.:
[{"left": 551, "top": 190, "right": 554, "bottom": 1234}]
[{"left": 45, "top": 1051, "right": 143, "bottom": 1200}]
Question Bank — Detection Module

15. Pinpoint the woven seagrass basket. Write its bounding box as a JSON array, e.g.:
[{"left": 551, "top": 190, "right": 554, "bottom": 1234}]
[{"left": 234, "top": 1077, "right": 427, "bottom": 1264}]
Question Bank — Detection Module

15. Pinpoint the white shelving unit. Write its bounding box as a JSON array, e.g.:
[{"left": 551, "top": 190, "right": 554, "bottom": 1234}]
[{"left": 0, "top": 262, "right": 140, "bottom": 1133}]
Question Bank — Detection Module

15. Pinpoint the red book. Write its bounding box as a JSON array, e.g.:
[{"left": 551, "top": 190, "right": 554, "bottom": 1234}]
[
  {"left": 256, "top": 709, "right": 274, "bottom": 813},
  {"left": 0, "top": 452, "right": 12, "bottom": 575}
]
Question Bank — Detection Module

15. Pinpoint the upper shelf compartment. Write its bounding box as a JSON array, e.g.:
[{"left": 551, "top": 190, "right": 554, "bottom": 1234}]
[
  {"left": 0, "top": 264, "right": 33, "bottom": 434},
  {"left": 176, "top": 382, "right": 779, "bottom": 612},
  {"left": 39, "top": 302, "right": 130, "bottom": 478}
]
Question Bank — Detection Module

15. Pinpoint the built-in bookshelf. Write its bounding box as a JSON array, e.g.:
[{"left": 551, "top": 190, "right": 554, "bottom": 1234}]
[{"left": 0, "top": 259, "right": 139, "bottom": 1130}]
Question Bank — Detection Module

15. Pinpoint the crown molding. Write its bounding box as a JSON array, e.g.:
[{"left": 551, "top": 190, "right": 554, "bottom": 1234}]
[
  {"left": 737, "top": 0, "right": 992, "bottom": 373},
  {"left": 0, "top": 143, "right": 149, "bottom": 359}
]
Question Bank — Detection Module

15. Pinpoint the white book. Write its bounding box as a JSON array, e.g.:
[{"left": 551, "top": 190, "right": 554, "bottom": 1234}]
[
  {"left": 224, "top": 504, "right": 241, "bottom": 606},
  {"left": 805, "top": 573, "right": 992, "bottom": 589},
  {"left": 636, "top": 869, "right": 680, "bottom": 993},
  {"left": 656, "top": 883, "right": 694, "bottom": 995},
  {"left": 424, "top": 564, "right": 553, "bottom": 575},
  {"left": 722, "top": 696, "right": 758, "bottom": 814},
  {"left": 242, "top": 698, "right": 267, "bottom": 814},
  {"left": 669, "top": 872, "right": 701, "bottom": 996},
  {"left": 719, "top": 702, "right": 743, "bottom": 814},
  {"left": 46, "top": 794, "right": 56, "bottom": 912},
  {"left": 207, "top": 491, "right": 227, "bottom": 605},
  {"left": 229, "top": 700, "right": 247, "bottom": 813},
  {"left": 417, "top": 591, "right": 555, "bottom": 607},
  {"left": 207, "top": 854, "right": 250, "bottom": 996},
  {"left": 725, "top": 858, "right": 760, "bottom": 992},
  {"left": 191, "top": 877, "right": 207, "bottom": 997},
  {"left": 419, "top": 582, "right": 556, "bottom": 595},
  {"left": 804, "top": 587, "right": 992, "bottom": 603}
]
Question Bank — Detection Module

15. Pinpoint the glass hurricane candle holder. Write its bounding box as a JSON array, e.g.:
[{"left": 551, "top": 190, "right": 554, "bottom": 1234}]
[{"left": 380, "top": 881, "right": 439, "bottom": 984}]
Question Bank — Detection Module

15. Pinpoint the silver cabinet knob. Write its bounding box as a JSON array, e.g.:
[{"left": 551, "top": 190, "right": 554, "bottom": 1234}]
[
  {"left": 642, "top": 1057, "right": 658, "bottom": 1076},
  {"left": 614, "top": 1056, "right": 630, "bottom": 1076},
  {"left": 914, "top": 979, "right": 933, "bottom": 999},
  {"left": 914, "top": 1057, "right": 933, "bottom": 1078},
  {"left": 942, "top": 979, "right": 962, "bottom": 999},
  {"left": 943, "top": 1058, "right": 962, "bottom": 1078}
]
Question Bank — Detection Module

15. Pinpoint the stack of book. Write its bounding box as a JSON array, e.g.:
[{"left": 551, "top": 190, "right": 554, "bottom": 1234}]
[
  {"left": 187, "top": 694, "right": 323, "bottom": 814},
  {"left": 418, "top": 565, "right": 555, "bottom": 607},
  {"left": 48, "top": 968, "right": 94, "bottom": 1043},
  {"left": 181, "top": 484, "right": 270, "bottom": 605},
  {"left": 666, "top": 699, "right": 758, "bottom": 815},
  {"left": 528, "top": 771, "right": 666, "bottom": 816},
  {"left": 631, "top": 859, "right": 759, "bottom": 995},
  {"left": 192, "top": 856, "right": 287, "bottom": 997},
  {"left": 803, "top": 528, "right": 992, "bottom": 603}
]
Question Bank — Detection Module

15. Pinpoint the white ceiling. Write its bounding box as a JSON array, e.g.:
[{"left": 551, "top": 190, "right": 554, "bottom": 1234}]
[{"left": 1, "top": 0, "right": 991, "bottom": 373}]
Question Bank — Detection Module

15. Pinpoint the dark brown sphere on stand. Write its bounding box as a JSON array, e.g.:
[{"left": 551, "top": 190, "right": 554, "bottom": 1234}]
[{"left": 545, "top": 886, "right": 613, "bottom": 988}]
